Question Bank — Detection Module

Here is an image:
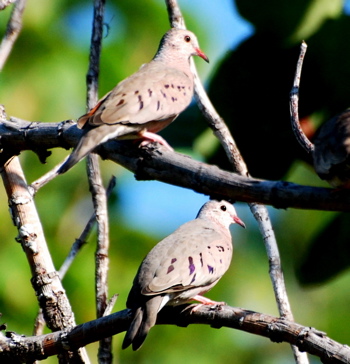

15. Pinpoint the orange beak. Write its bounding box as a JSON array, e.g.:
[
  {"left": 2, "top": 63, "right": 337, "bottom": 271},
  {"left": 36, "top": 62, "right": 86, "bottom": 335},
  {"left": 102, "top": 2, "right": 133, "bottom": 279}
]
[
  {"left": 234, "top": 216, "right": 246, "bottom": 228},
  {"left": 195, "top": 48, "right": 209, "bottom": 63}
]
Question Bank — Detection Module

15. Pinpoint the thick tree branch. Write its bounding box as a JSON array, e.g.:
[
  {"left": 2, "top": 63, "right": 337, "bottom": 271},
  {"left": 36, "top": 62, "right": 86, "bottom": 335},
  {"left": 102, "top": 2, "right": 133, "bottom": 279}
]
[
  {"left": 0, "top": 155, "right": 87, "bottom": 364},
  {"left": 0, "top": 117, "right": 349, "bottom": 211},
  {"left": 0, "top": 2, "right": 88, "bottom": 360},
  {"left": 33, "top": 176, "right": 116, "bottom": 341},
  {"left": 0, "top": 305, "right": 348, "bottom": 363}
]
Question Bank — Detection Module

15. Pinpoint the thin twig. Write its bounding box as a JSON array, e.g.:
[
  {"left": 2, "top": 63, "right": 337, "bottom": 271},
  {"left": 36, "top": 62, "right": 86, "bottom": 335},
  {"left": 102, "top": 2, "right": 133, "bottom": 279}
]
[
  {"left": 250, "top": 202, "right": 294, "bottom": 319},
  {"left": 87, "top": 157, "right": 110, "bottom": 321},
  {"left": 32, "top": 310, "right": 45, "bottom": 336},
  {"left": 290, "top": 41, "right": 314, "bottom": 154},
  {"left": 87, "top": 155, "right": 112, "bottom": 363},
  {"left": 0, "top": 0, "right": 16, "bottom": 11},
  {"left": 0, "top": 0, "right": 27, "bottom": 71},
  {"left": 29, "top": 155, "right": 70, "bottom": 195},
  {"left": 165, "top": 1, "right": 308, "bottom": 363},
  {"left": 58, "top": 176, "right": 116, "bottom": 279},
  {"left": 103, "top": 294, "right": 119, "bottom": 317},
  {"left": 84, "top": 1, "right": 112, "bottom": 363}
]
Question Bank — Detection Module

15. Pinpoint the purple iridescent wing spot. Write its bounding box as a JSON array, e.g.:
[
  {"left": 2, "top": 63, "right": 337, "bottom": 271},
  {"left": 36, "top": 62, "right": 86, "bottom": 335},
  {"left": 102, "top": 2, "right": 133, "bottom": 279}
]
[
  {"left": 188, "top": 256, "right": 195, "bottom": 275},
  {"left": 190, "top": 273, "right": 197, "bottom": 284}
]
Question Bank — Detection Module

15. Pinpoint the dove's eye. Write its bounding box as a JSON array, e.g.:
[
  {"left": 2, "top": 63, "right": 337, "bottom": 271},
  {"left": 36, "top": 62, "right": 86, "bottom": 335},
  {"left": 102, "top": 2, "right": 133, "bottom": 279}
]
[
  {"left": 184, "top": 35, "right": 191, "bottom": 42},
  {"left": 220, "top": 205, "right": 227, "bottom": 211}
]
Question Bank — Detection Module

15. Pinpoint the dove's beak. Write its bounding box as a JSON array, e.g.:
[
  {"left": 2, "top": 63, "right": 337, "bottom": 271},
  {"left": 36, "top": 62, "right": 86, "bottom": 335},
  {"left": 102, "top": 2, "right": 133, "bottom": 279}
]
[
  {"left": 195, "top": 48, "right": 209, "bottom": 63},
  {"left": 234, "top": 216, "right": 246, "bottom": 228}
]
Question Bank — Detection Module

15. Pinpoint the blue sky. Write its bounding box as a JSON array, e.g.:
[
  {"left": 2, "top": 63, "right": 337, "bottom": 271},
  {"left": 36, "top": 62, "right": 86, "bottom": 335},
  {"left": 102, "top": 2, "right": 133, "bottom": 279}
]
[
  {"left": 65, "top": 0, "right": 253, "bottom": 78},
  {"left": 344, "top": 0, "right": 350, "bottom": 13},
  {"left": 182, "top": 0, "right": 253, "bottom": 70}
]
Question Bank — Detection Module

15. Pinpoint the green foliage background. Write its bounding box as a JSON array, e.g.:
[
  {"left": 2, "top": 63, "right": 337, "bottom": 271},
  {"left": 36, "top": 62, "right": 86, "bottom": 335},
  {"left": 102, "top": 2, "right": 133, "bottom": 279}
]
[{"left": 1, "top": 0, "right": 350, "bottom": 363}]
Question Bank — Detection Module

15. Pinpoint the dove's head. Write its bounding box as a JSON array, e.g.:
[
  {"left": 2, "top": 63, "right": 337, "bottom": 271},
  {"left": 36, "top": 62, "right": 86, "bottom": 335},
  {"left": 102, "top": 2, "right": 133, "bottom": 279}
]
[
  {"left": 197, "top": 200, "right": 246, "bottom": 229},
  {"left": 155, "top": 28, "right": 209, "bottom": 63}
]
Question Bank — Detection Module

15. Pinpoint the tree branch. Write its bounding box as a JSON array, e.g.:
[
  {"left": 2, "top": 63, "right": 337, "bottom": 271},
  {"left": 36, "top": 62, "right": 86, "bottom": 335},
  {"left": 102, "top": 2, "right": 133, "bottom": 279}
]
[
  {"left": 58, "top": 176, "right": 116, "bottom": 279},
  {"left": 86, "top": 0, "right": 107, "bottom": 314},
  {"left": 0, "top": 0, "right": 16, "bottom": 10},
  {"left": 83, "top": 0, "right": 112, "bottom": 362},
  {"left": 165, "top": 3, "right": 309, "bottom": 362},
  {"left": 1, "top": 305, "right": 348, "bottom": 363},
  {"left": 0, "top": 2, "right": 88, "bottom": 360},
  {"left": 0, "top": 155, "right": 87, "bottom": 364},
  {"left": 0, "top": 0, "right": 27, "bottom": 70},
  {"left": 0, "top": 117, "right": 349, "bottom": 211},
  {"left": 290, "top": 41, "right": 314, "bottom": 154}
]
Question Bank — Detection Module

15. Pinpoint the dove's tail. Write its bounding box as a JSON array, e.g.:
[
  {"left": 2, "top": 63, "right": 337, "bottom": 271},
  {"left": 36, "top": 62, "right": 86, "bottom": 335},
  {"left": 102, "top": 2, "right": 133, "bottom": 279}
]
[
  {"left": 58, "top": 124, "right": 115, "bottom": 174},
  {"left": 122, "top": 296, "right": 163, "bottom": 351}
]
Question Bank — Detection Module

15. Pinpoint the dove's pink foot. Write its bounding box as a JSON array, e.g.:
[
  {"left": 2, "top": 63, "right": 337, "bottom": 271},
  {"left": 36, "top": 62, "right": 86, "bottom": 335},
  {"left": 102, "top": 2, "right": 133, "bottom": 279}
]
[
  {"left": 190, "top": 295, "right": 226, "bottom": 313},
  {"left": 139, "top": 131, "right": 174, "bottom": 151}
]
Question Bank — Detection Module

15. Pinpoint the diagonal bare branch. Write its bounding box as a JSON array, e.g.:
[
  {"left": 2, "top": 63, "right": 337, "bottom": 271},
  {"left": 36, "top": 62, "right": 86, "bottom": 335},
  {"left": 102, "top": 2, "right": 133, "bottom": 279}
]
[
  {"left": 290, "top": 41, "right": 314, "bottom": 154},
  {"left": 165, "top": 1, "right": 308, "bottom": 362},
  {"left": 0, "top": 0, "right": 27, "bottom": 70},
  {"left": 58, "top": 176, "right": 116, "bottom": 279}
]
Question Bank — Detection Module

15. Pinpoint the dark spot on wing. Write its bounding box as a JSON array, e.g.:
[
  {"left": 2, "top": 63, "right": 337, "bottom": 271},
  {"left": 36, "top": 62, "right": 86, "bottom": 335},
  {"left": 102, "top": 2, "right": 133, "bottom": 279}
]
[
  {"left": 134, "top": 90, "right": 139, "bottom": 94},
  {"left": 116, "top": 99, "right": 125, "bottom": 106},
  {"left": 207, "top": 265, "right": 214, "bottom": 274},
  {"left": 171, "top": 97, "right": 177, "bottom": 102},
  {"left": 199, "top": 253, "right": 203, "bottom": 267},
  {"left": 190, "top": 273, "right": 196, "bottom": 284},
  {"left": 164, "top": 84, "right": 170, "bottom": 88},
  {"left": 156, "top": 101, "right": 160, "bottom": 111},
  {"left": 148, "top": 89, "right": 153, "bottom": 97},
  {"left": 216, "top": 246, "right": 224, "bottom": 252},
  {"left": 188, "top": 257, "right": 195, "bottom": 275},
  {"left": 171, "top": 258, "right": 177, "bottom": 264},
  {"left": 167, "top": 265, "right": 174, "bottom": 274},
  {"left": 138, "top": 95, "right": 143, "bottom": 110}
]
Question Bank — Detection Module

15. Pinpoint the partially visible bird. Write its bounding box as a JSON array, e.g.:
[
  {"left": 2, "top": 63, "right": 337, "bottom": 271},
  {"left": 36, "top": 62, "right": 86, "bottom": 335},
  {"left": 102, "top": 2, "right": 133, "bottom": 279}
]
[
  {"left": 58, "top": 28, "right": 208, "bottom": 174},
  {"left": 313, "top": 109, "right": 350, "bottom": 188},
  {"left": 122, "top": 200, "right": 245, "bottom": 351}
]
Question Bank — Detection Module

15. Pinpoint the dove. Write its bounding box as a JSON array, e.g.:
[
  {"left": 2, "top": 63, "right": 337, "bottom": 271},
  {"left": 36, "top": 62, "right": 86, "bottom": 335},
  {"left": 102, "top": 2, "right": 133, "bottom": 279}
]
[
  {"left": 58, "top": 28, "right": 208, "bottom": 174},
  {"left": 122, "top": 200, "right": 245, "bottom": 351},
  {"left": 313, "top": 109, "right": 350, "bottom": 188}
]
